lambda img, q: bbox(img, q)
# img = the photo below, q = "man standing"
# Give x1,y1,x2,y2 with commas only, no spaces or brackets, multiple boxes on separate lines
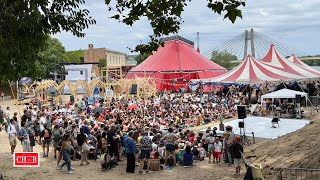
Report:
163,127,178,166
19,122,31,152
0,106,3,131
107,124,119,165
7,119,18,155
125,131,136,173
1,92,4,104
231,137,244,176
139,131,152,174
5,107,10,125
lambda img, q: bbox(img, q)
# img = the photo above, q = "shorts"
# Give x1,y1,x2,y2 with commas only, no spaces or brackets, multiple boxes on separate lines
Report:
35,131,41,137
165,144,175,152
208,145,215,152
214,152,221,159
108,146,118,157
43,139,51,146
9,136,17,146
53,141,59,147
140,150,151,159
234,158,242,167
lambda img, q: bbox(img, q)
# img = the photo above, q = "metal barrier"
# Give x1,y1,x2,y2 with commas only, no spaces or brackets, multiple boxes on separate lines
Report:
309,96,320,106
280,168,320,180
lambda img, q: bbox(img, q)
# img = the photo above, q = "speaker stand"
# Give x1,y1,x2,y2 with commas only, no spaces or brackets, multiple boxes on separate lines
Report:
239,119,251,145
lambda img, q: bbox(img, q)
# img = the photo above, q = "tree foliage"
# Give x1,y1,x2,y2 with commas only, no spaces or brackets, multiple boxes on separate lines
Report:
135,53,152,65
0,0,95,82
65,50,84,63
211,51,238,70
37,37,68,78
105,0,245,54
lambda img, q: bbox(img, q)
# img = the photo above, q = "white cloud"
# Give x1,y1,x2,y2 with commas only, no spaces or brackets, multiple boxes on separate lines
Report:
53,0,320,56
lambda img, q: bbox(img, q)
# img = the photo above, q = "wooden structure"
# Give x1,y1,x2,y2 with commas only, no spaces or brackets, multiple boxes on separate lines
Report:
34,77,156,103
115,77,157,99
34,80,59,104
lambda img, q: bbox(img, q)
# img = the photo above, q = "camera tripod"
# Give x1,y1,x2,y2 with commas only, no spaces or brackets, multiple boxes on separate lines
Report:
239,119,251,145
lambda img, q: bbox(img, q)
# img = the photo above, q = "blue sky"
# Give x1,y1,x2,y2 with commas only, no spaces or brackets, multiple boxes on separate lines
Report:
53,0,320,56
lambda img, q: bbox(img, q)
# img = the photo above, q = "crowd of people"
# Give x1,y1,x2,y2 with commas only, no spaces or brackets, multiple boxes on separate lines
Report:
0,93,245,175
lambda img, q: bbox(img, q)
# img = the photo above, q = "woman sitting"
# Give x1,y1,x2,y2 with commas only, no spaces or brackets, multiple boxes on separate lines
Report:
182,145,193,167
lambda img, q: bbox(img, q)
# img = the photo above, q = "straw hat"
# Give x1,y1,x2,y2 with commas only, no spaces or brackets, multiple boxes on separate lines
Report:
71,122,77,127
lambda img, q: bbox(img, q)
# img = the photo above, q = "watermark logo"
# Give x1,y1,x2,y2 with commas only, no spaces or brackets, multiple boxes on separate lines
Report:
13,152,40,167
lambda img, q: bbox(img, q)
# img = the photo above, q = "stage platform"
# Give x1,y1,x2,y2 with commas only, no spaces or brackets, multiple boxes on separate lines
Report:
201,116,310,139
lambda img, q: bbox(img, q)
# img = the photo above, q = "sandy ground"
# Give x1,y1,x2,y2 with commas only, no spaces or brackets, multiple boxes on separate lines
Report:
0,99,251,180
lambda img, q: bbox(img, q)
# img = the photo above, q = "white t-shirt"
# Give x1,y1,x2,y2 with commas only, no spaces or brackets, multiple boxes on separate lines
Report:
39,116,47,131
214,142,223,152
5,110,10,118
152,143,158,152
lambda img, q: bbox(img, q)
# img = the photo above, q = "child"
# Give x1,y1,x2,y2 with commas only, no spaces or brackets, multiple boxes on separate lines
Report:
231,137,243,175
213,138,222,164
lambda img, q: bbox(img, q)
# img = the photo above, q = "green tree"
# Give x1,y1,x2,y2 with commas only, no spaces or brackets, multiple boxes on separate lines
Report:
106,0,245,54
135,53,152,65
0,0,95,82
37,37,68,78
211,51,238,70
65,50,84,63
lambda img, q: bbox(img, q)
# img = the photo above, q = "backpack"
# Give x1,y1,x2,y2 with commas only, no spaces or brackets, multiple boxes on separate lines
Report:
53,129,61,142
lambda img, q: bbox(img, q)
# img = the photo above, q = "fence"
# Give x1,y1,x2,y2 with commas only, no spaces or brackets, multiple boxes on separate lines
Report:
309,96,320,106
280,168,320,180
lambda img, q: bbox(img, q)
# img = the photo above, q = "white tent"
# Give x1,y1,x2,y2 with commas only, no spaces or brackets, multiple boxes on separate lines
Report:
261,89,307,102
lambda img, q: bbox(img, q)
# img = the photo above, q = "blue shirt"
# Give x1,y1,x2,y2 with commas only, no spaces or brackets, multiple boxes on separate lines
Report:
82,126,90,136
125,137,136,154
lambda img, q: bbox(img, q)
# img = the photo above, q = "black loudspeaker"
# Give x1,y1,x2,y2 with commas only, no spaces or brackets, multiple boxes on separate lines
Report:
130,84,137,94
295,94,301,103
237,106,247,119
238,121,244,128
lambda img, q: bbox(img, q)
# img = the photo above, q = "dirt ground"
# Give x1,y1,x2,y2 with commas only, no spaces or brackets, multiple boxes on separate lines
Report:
0,99,249,180
0,98,317,180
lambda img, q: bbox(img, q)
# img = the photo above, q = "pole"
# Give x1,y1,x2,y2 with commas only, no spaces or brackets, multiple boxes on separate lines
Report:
8,80,21,116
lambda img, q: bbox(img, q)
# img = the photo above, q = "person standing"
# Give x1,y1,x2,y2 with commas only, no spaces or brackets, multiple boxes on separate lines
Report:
70,122,79,160
0,106,3,132
80,136,90,166
1,92,4,105
125,131,136,173
231,137,244,176
206,133,215,163
41,124,52,157
163,127,178,166
139,131,152,174
5,107,10,125
107,124,119,165
7,119,17,155
57,134,74,174
53,125,62,159
19,122,31,152
27,122,36,152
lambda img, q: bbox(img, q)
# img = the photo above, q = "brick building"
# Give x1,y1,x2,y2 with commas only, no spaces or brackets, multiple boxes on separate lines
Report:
84,44,127,66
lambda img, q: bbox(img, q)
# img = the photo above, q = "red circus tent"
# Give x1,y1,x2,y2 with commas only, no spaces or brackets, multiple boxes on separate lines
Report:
196,55,303,84
260,45,320,78
126,37,227,91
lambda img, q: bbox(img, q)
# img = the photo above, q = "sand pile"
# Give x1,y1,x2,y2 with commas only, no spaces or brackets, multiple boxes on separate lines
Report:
247,114,320,179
